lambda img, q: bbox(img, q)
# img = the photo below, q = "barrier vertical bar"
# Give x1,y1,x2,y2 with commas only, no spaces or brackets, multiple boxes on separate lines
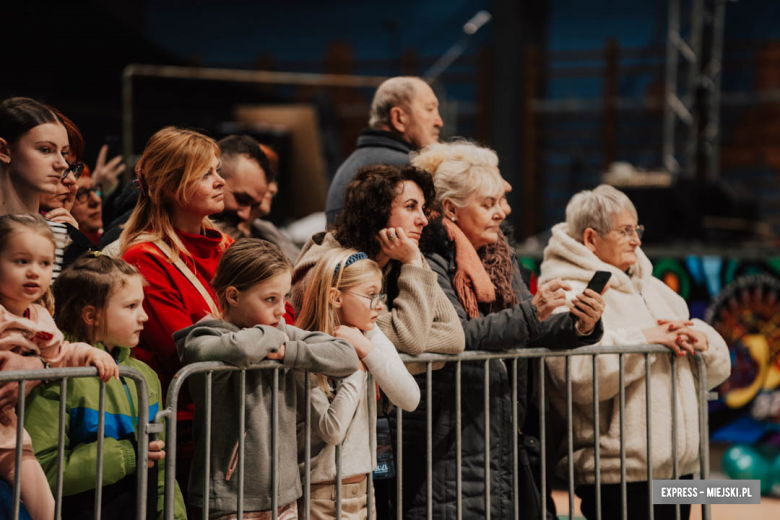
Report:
95,381,106,520
671,355,680,520
55,378,68,520
164,407,178,520
696,355,710,520
12,380,26,520
272,368,279,520
237,370,246,518
367,373,375,520
566,357,574,519
203,373,212,520
396,402,403,520
304,373,312,520
335,379,342,520
593,355,601,520
619,355,627,520
484,360,491,519
133,370,150,520
646,354,654,520
426,363,433,520
455,361,462,520
512,358,519,520
539,356,547,520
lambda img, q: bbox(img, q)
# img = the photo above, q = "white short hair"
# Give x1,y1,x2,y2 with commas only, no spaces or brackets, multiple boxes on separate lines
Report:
368,77,425,129
565,184,638,241
411,140,503,208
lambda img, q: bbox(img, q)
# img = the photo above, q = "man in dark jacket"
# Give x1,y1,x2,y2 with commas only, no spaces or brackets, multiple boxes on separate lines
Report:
325,76,443,225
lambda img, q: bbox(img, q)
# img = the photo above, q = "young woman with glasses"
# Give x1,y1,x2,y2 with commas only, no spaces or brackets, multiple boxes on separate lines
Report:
0,97,94,279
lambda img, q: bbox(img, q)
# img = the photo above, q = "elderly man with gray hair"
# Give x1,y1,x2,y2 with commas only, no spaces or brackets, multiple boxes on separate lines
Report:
325,76,443,225
539,184,731,520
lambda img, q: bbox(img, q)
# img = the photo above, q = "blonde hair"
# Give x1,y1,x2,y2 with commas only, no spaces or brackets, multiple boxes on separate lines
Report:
411,140,504,208
297,248,382,395
565,184,638,242
211,238,292,316
119,127,229,261
0,215,57,314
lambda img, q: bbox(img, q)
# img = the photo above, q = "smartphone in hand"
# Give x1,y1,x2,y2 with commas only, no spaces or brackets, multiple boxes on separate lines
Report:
586,270,611,294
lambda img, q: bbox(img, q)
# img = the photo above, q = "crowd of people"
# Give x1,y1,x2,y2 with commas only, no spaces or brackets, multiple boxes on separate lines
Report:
0,75,730,520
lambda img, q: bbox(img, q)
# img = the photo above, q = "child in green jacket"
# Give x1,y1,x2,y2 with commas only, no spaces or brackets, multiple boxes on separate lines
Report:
25,253,187,520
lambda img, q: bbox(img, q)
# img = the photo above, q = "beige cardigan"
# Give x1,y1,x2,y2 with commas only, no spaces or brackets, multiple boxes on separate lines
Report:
539,223,731,484
292,232,465,373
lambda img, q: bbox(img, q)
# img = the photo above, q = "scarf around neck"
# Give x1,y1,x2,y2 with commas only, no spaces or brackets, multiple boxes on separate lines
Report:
442,218,496,318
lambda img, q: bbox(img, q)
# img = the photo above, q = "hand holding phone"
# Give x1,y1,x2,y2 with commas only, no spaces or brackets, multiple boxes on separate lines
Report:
586,270,611,295
571,271,611,334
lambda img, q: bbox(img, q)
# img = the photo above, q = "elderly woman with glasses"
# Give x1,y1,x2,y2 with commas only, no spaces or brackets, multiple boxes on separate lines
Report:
539,184,731,520
70,172,103,245
397,141,605,520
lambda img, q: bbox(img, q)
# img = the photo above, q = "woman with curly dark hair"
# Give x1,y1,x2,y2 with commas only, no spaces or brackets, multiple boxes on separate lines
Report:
292,164,465,373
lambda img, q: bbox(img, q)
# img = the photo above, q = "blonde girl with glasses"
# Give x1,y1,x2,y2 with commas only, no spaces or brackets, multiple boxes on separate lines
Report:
296,248,420,520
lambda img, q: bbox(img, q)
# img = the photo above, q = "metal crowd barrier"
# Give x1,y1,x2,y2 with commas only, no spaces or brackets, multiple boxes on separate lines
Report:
154,343,711,520
0,366,151,520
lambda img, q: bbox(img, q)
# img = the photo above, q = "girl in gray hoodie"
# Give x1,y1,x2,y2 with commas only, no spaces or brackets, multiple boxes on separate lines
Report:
174,239,360,519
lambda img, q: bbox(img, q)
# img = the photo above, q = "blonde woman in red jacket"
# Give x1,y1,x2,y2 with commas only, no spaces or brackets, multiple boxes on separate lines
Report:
119,126,232,495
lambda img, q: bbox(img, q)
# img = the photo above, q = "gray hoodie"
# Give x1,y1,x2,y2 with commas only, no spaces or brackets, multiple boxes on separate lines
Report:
174,317,359,517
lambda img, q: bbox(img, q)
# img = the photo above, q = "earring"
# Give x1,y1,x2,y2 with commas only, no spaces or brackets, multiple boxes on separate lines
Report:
450,216,456,222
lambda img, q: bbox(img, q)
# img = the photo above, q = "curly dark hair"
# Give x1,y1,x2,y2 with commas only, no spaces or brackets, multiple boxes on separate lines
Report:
334,164,436,259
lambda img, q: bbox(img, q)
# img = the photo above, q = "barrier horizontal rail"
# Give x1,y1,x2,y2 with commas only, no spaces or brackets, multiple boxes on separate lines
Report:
0,366,150,520
155,342,711,520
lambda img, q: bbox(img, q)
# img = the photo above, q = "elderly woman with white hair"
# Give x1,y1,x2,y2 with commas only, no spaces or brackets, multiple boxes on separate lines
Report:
539,184,731,520
397,141,606,520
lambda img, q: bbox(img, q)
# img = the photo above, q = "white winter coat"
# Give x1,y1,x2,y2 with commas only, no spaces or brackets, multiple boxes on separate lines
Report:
539,223,731,484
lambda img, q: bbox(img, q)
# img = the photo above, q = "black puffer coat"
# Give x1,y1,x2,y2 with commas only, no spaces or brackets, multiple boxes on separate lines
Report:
397,220,603,519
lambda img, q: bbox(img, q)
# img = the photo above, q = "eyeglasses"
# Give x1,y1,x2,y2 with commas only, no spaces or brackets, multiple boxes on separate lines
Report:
342,291,387,310
62,161,85,181
75,184,102,203
611,224,645,240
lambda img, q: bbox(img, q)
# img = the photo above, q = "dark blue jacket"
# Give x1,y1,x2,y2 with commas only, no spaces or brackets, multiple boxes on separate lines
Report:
325,128,413,225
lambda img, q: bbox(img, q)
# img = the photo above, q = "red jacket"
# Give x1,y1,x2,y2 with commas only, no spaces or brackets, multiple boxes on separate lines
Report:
123,228,232,419
123,229,297,419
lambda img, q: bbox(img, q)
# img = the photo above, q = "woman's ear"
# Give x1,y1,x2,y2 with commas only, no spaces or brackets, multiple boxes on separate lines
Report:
441,199,458,222
81,305,99,326
582,228,599,254
328,287,342,308
225,287,240,307
389,106,407,134
0,138,11,165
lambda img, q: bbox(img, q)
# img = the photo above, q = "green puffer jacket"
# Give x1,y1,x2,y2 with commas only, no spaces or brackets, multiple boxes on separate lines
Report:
24,342,187,520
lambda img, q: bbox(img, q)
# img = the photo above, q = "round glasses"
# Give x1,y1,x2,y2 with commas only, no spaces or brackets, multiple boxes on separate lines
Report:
342,291,387,310
61,161,85,181
611,224,645,240
75,184,102,203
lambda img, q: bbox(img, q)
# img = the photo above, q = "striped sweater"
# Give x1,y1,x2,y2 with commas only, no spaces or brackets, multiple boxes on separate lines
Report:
24,342,186,519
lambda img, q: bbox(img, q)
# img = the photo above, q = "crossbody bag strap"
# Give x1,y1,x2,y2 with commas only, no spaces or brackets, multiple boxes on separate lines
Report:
152,240,219,316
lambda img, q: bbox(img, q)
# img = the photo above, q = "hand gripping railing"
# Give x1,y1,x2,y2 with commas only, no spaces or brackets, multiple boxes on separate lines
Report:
158,344,711,520
0,366,151,520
